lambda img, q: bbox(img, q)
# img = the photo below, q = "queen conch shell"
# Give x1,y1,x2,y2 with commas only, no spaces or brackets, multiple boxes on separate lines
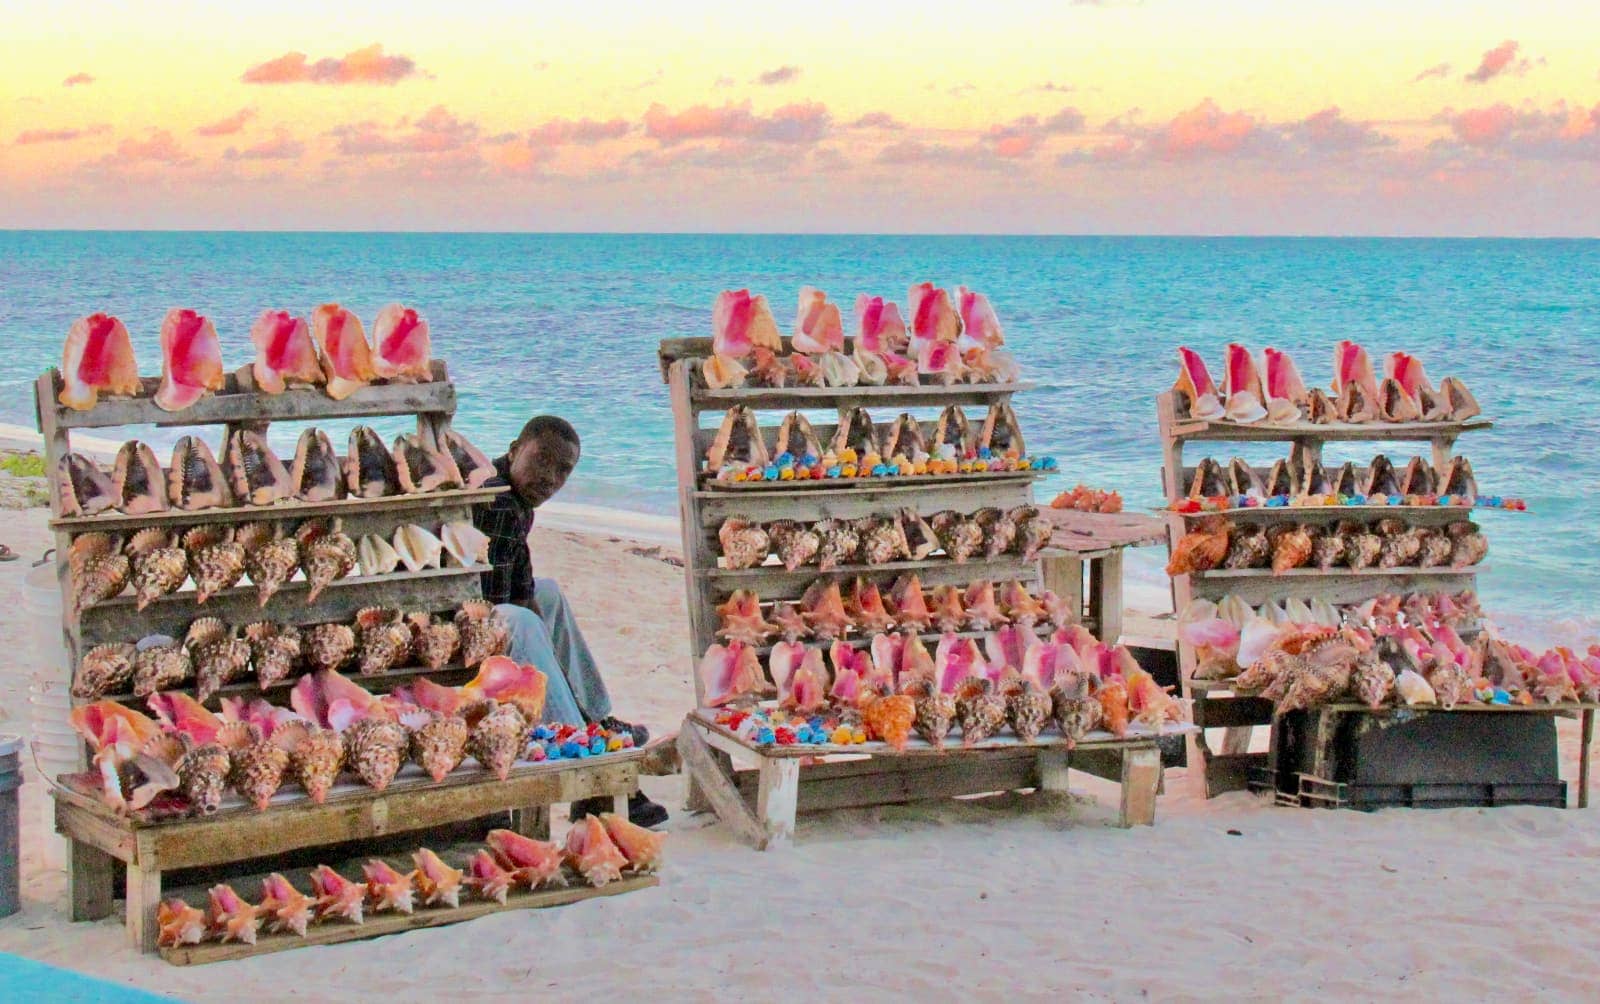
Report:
222,428,292,506
412,848,463,908
441,521,490,567
309,865,365,925
598,812,665,874
371,302,433,382
167,436,231,510
705,405,769,471
204,883,262,945
358,534,402,577
362,858,417,914
112,440,168,516
716,590,778,646
462,654,548,725
155,309,224,412
259,872,314,937
55,452,116,517
290,427,345,502
393,524,444,572
346,426,399,498
158,898,206,948
437,429,495,489
698,641,768,707
393,433,463,493
466,849,515,904
313,303,376,400
59,312,140,411
486,829,566,889
250,309,323,394
564,814,629,888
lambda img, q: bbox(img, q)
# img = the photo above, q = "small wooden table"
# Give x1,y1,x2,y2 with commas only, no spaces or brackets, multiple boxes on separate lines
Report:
55,753,642,952
1037,509,1166,645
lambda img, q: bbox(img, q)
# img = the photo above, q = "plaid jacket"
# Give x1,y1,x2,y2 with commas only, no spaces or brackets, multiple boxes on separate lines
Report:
472,456,535,607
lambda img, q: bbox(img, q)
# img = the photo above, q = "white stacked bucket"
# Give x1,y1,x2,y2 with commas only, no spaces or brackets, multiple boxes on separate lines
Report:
24,562,75,869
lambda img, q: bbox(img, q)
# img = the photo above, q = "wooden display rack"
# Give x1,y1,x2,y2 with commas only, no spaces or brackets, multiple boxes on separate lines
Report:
1157,390,1499,797
661,338,1174,848
34,360,648,948
53,749,643,953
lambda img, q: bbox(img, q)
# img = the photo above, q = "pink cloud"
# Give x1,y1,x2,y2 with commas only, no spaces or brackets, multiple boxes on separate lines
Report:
1412,63,1452,83
850,112,905,130
1158,99,1257,159
1449,104,1517,146
242,44,422,85
195,108,256,137
643,100,830,146
1294,107,1391,152
62,72,94,87
1464,40,1542,83
983,107,1085,158
528,117,631,145
1438,101,1600,159
331,105,477,156
15,124,110,145
755,65,801,86
115,130,192,164
224,130,305,161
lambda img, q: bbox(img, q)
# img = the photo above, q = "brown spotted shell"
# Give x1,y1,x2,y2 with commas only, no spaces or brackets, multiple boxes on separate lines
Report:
815,519,859,572
767,519,821,571
72,534,130,610
465,701,526,782
244,532,300,608
954,677,1006,745
274,721,344,803
176,740,231,815
454,601,507,668
1049,677,1103,745
243,621,302,689
73,642,137,699
1002,676,1053,743
355,607,412,676
183,526,246,603
900,678,953,748
296,519,356,602
303,623,357,672
132,642,193,697
929,511,984,564
973,507,1018,560
409,713,469,782
345,718,408,791
130,534,189,610
407,613,460,670
193,637,251,703
222,727,290,812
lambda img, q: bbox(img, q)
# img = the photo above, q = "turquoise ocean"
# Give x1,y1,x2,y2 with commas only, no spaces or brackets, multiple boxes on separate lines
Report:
1,233,1596,633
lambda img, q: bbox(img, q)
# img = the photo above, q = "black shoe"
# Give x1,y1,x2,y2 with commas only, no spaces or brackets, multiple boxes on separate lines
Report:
568,795,610,822
600,716,650,747
628,792,669,829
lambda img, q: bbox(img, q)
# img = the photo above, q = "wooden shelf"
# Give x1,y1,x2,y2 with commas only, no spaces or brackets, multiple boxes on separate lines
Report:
1188,564,1485,580
82,564,482,612
700,556,1041,598
697,469,1041,492
45,362,456,430
744,620,1081,657
691,381,1032,411
1166,415,1492,443
97,660,482,710
1166,505,1512,521
50,485,505,533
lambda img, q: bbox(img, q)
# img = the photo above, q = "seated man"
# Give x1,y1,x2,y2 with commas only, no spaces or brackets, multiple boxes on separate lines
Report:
473,415,668,828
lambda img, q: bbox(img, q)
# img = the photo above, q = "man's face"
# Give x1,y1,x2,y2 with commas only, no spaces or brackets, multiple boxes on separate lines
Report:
507,433,578,508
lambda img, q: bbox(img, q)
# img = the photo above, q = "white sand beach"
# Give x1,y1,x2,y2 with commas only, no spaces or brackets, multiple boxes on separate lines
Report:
1,489,1598,1001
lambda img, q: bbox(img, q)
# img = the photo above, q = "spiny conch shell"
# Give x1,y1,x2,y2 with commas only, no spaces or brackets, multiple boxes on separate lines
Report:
1010,507,1053,561
393,433,464,493
346,426,399,498
358,534,402,577
465,700,527,781
303,622,357,672
243,621,302,689
181,525,246,603
441,521,490,567
455,600,508,668
413,848,464,908
132,640,194,697
929,510,983,563
72,543,130,612
362,858,417,914
899,509,938,560
167,436,231,510
403,708,468,782
296,518,357,601
355,606,412,676
217,720,289,811
815,518,860,572
192,630,252,704
408,612,460,669
55,452,115,517
1050,674,1103,747
899,677,954,747
466,849,514,904
73,642,137,699
857,516,909,566
174,736,231,814
127,528,188,610
973,507,1018,559
345,717,409,791
158,898,206,948
112,440,169,515
393,524,444,572
290,428,345,502
223,428,292,506
486,829,566,890
718,517,770,570
259,873,314,937
565,815,630,888
766,519,820,571
439,428,495,489
309,865,366,925
204,884,262,945
273,720,344,803
598,812,665,874
1002,672,1053,743
955,677,1007,746
237,521,300,607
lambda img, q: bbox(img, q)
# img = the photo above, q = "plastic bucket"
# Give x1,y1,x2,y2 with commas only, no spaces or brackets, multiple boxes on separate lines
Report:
0,735,21,917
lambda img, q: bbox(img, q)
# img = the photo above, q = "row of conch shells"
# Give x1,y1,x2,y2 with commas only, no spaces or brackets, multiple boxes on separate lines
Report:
1184,451,1481,504
157,823,662,947
1172,342,1481,426
717,506,1052,571
71,601,509,701
702,623,1185,747
701,286,1017,391
1166,515,1486,576
54,425,493,519
57,303,436,413
715,577,1075,647
705,402,1024,472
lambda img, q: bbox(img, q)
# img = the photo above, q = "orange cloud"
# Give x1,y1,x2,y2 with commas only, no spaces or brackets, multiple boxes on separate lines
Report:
114,130,193,164
1293,107,1390,152
850,112,904,130
62,72,94,87
984,107,1085,158
15,124,110,145
1449,104,1516,146
224,129,304,161
643,100,830,145
1412,63,1451,83
196,108,256,137
527,117,631,145
755,65,801,86
242,44,423,85
1159,99,1257,159
1465,40,1542,83
331,105,477,155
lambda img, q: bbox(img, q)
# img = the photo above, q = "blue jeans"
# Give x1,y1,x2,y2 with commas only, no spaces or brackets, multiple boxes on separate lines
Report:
496,578,612,726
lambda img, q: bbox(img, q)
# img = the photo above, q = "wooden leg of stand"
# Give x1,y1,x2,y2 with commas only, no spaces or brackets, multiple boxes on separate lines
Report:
1580,709,1593,810
125,860,161,953
68,841,115,922
1119,746,1161,827
511,805,551,840
755,758,800,849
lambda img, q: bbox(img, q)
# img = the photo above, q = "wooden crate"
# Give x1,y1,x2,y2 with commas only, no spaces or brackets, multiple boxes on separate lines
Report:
1155,389,1497,797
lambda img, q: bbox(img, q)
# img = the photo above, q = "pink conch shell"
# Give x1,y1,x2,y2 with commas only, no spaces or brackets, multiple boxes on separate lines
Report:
395,675,466,717
564,815,629,887
486,828,566,889
854,294,908,354
290,668,385,731
716,589,778,646
702,353,747,389
711,289,782,358
71,700,161,753
917,339,963,385
154,308,224,412
259,872,313,937
158,898,206,947
1222,343,1268,423
935,634,986,695
1126,666,1185,728
697,641,769,707
1385,351,1430,399
312,302,376,400
956,286,1004,350
59,313,140,411
1262,347,1307,423
899,632,936,681
147,692,223,746
792,286,844,354
845,577,896,633
309,865,365,924
888,574,932,630
1023,637,1082,691
362,858,416,914
1332,340,1379,400
828,640,870,706
205,883,261,945
412,848,464,908
767,639,804,694
249,310,323,394
466,848,515,903
599,811,665,873
780,646,831,713
799,579,852,640
984,624,1031,675
1173,347,1224,420
371,303,432,382
461,654,548,722
908,282,960,349
218,695,289,739
867,633,903,691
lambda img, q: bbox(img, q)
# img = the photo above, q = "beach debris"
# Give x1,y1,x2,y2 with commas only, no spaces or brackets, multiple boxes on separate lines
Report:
155,308,225,412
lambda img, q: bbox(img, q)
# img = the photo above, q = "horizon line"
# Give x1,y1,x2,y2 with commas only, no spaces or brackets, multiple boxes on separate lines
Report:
3,228,1598,240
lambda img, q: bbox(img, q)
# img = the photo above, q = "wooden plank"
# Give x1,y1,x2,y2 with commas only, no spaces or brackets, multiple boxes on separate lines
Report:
669,361,720,678
1040,554,1085,626
1037,748,1072,792
50,485,507,534
1166,416,1493,444
1119,746,1161,827
1036,508,1166,552
731,748,1044,811
510,806,551,841
68,840,116,921
1168,504,1518,524
56,798,138,859
160,875,658,965
697,478,1033,528
700,470,1041,494
126,848,162,952
1179,569,1477,607
1092,548,1125,644
676,722,768,848
1189,565,1488,581
701,555,1040,596
693,382,1031,411
47,361,457,431
755,758,800,848
1191,694,1275,729
1581,710,1594,810
1201,751,1268,797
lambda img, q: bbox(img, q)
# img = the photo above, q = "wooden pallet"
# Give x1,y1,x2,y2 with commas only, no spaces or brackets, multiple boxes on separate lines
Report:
1156,389,1494,797
54,749,643,952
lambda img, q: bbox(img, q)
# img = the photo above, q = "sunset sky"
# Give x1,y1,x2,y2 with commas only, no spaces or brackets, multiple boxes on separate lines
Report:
4,1,1599,234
